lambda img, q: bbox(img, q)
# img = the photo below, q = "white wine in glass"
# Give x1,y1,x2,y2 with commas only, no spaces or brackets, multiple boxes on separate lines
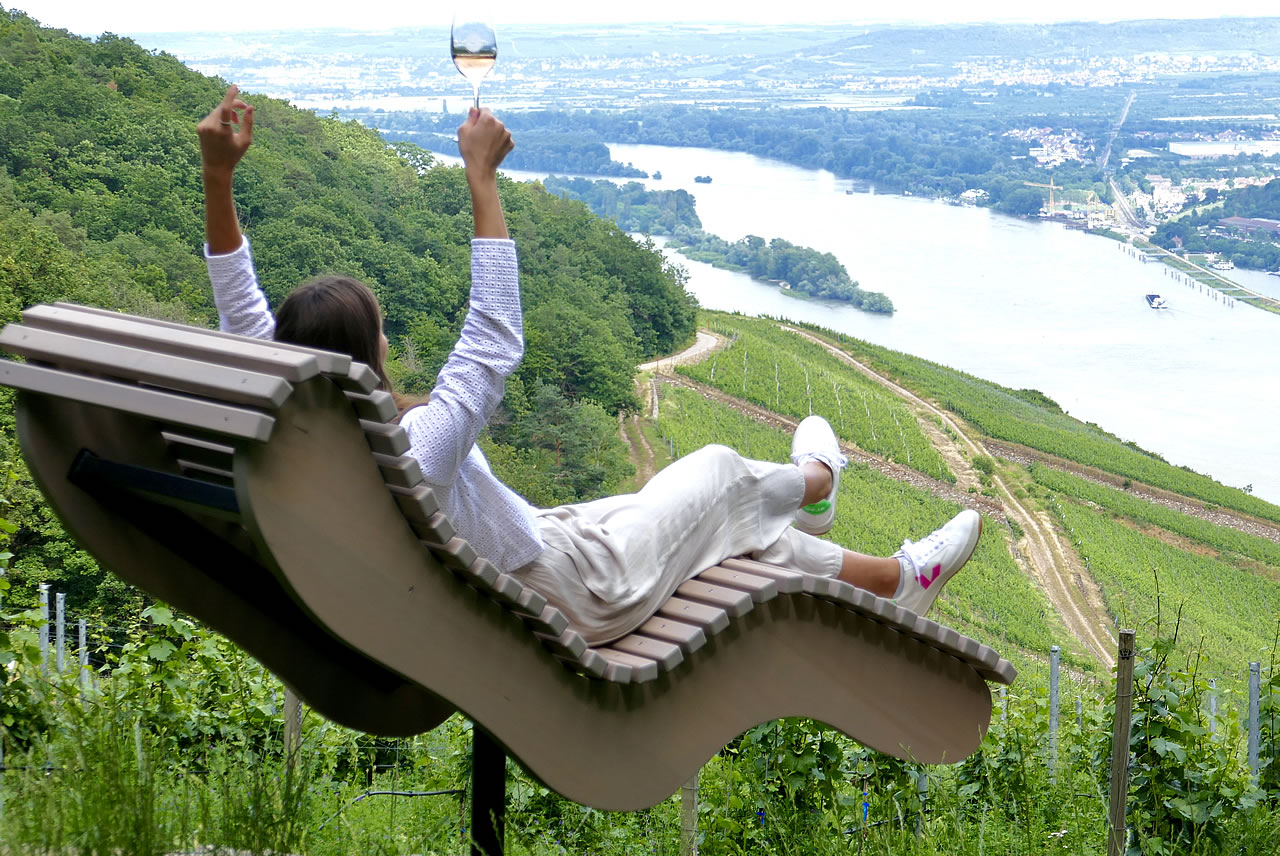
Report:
451,15,497,110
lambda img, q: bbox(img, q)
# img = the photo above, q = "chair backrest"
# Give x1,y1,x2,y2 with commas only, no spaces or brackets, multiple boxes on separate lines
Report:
0,303,1015,811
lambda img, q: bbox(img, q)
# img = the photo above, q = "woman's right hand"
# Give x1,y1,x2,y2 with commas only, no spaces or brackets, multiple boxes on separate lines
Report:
197,85,254,181
457,108,514,182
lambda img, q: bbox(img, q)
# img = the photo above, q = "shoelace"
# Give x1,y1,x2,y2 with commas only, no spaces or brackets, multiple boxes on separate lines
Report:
900,533,945,583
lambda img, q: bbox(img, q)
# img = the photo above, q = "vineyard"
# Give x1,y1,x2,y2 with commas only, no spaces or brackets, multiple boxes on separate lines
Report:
788,321,1279,525
1049,497,1280,686
654,385,1077,670
678,317,955,484
1032,465,1280,568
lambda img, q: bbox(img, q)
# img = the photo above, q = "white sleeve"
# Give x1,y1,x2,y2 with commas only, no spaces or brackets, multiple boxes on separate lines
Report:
401,238,523,487
204,237,276,341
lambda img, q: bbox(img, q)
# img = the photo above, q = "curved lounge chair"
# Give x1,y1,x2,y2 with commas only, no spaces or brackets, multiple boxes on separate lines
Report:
0,303,1015,812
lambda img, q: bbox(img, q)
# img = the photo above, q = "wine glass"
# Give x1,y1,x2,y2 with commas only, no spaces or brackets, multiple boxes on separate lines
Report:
451,15,497,110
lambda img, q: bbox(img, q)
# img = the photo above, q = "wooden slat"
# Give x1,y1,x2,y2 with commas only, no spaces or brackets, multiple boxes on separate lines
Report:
162,432,235,470
23,304,321,382
387,483,440,523
694,566,778,603
596,649,659,684
610,635,682,671
484,572,525,608
635,616,706,655
0,361,274,442
719,558,806,593
674,580,753,618
341,362,380,394
176,459,235,481
518,604,567,637
455,556,500,589
360,421,410,456
559,648,608,679
372,453,424,489
657,596,730,636
527,604,568,638
514,586,548,618
536,627,588,660
346,390,397,423
51,302,353,376
422,537,477,571
176,460,235,487
0,325,294,409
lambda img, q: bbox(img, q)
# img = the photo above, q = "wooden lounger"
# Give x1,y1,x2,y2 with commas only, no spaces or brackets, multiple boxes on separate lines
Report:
0,303,1015,812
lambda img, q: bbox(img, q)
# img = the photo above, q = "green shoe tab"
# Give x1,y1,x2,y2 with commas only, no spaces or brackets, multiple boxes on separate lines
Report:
801,499,831,515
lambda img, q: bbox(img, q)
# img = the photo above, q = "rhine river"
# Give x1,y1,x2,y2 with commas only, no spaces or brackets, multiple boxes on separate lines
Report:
493,144,1280,505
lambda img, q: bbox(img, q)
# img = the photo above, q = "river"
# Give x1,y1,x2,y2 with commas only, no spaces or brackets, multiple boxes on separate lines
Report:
476,144,1280,505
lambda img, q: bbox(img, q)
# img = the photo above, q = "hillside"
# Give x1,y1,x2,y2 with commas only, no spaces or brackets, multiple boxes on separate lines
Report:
0,9,695,614
640,311,1280,692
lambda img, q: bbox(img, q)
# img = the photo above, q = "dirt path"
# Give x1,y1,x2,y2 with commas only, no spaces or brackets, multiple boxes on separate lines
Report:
782,327,1116,668
637,330,727,373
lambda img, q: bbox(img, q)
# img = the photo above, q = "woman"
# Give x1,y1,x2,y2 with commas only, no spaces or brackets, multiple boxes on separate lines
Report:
198,86,982,645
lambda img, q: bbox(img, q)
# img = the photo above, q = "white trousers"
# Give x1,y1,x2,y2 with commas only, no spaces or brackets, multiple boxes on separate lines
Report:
514,444,844,645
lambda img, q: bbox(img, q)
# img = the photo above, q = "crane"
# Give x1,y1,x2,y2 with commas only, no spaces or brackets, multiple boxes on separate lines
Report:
1024,178,1059,216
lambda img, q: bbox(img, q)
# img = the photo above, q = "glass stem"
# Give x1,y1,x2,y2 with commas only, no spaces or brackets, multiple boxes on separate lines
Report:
472,84,480,110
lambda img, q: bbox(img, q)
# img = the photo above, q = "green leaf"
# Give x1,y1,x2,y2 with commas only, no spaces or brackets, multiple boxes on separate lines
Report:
147,639,176,661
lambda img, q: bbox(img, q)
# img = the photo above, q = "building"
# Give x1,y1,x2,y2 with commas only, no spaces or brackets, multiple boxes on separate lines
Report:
1218,216,1280,237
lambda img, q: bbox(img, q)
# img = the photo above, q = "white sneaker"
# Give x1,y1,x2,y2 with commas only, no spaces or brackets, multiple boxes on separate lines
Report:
790,415,847,536
894,509,983,616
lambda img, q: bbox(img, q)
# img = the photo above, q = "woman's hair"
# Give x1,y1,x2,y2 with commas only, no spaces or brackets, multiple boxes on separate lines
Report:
274,275,393,394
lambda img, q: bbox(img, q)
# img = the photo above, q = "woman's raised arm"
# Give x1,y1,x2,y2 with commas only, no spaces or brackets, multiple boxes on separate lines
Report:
197,85,255,254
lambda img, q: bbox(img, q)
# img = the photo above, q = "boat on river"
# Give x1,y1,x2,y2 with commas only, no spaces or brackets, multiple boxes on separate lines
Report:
1145,293,1169,309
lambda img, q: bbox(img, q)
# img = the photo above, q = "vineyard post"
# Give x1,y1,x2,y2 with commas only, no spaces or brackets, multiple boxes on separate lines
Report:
38,583,49,673
1208,678,1217,734
915,769,927,837
1248,662,1261,782
78,618,89,696
1107,629,1136,856
1076,697,1082,729
1049,645,1060,781
284,687,302,768
55,591,67,674
999,686,1007,722
680,770,699,856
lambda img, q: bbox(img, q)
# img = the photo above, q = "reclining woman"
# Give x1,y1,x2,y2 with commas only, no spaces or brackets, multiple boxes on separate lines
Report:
198,86,983,646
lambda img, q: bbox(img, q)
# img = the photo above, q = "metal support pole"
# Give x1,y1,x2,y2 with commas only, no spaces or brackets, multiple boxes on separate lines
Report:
38,584,49,673
1107,630,1136,856
680,771,699,856
1248,662,1261,782
1208,678,1217,735
1049,645,1060,779
78,619,89,696
470,727,506,856
55,592,66,674
1076,697,1083,730
999,686,1007,722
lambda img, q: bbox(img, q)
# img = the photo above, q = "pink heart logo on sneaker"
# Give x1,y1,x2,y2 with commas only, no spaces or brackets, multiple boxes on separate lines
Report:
919,564,942,589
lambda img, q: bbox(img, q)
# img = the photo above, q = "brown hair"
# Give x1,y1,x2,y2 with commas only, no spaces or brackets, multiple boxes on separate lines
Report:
274,275,428,416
